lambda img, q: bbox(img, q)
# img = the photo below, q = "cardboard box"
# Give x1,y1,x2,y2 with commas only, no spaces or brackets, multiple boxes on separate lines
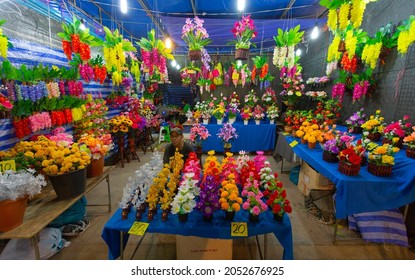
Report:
176,236,232,260
298,161,334,196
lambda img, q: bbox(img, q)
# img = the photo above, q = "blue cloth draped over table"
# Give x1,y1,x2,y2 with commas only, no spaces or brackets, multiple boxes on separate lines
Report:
201,120,276,152
282,126,415,219
101,207,294,260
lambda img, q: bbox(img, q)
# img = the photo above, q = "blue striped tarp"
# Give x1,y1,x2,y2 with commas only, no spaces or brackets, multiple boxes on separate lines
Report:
348,209,409,247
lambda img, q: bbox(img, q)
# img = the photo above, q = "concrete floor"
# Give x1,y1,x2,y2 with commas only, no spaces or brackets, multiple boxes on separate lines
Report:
43,148,415,260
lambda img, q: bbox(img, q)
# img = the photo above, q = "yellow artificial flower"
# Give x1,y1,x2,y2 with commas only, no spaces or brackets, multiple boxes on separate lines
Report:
374,146,387,155
338,4,351,30
327,9,338,32
381,155,394,165
350,0,367,29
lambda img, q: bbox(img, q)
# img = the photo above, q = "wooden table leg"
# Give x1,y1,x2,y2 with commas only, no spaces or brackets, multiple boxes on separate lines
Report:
106,174,112,213
31,234,41,260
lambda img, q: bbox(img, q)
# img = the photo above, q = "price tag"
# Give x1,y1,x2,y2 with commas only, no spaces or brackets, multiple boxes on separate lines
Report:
289,140,299,147
128,221,149,236
0,159,16,173
282,132,289,136
231,222,248,237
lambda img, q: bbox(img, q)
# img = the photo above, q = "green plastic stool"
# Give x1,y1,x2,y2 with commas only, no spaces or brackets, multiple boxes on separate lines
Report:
158,125,170,143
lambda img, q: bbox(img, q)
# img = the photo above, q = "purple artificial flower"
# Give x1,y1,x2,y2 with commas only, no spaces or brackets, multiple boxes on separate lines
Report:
217,123,238,143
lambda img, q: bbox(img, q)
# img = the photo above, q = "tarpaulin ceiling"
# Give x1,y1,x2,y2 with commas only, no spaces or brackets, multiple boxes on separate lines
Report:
29,0,328,54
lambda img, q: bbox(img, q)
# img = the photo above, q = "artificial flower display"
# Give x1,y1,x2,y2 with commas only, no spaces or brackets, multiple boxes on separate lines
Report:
0,169,46,201
261,87,277,107
146,164,170,211
170,171,200,215
109,115,133,135
78,134,112,160
403,126,415,149
273,25,304,70
266,105,279,121
202,150,221,183
212,103,226,120
189,123,211,148
226,103,240,120
244,89,259,108
397,15,415,55
219,173,242,213
382,116,411,147
279,65,305,106
229,91,241,106
338,143,365,166
197,174,221,220
367,143,399,166
229,14,257,50
0,20,13,59
266,187,292,220
253,105,265,121
182,17,212,51
217,123,238,149
361,110,385,139
345,108,366,133
240,106,252,121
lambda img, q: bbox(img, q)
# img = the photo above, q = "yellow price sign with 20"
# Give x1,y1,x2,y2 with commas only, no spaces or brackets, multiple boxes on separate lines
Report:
128,221,149,236
231,222,248,237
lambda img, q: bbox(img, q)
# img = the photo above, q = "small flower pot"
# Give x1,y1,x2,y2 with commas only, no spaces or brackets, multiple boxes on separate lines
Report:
323,150,339,163
203,118,209,124
270,119,275,124
225,210,235,221
338,160,360,176
367,162,392,177
188,50,201,61
228,118,236,124
406,148,415,159
366,132,381,142
217,118,223,125
273,213,284,222
249,212,259,223
49,168,87,200
308,142,316,149
235,48,249,60
178,213,188,223
243,120,248,125
255,120,260,125
87,156,104,178
349,126,363,134
284,126,293,133
0,196,28,232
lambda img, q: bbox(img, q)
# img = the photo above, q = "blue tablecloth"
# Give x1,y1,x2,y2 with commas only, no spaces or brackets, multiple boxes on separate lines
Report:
283,128,415,219
202,121,276,152
101,207,294,260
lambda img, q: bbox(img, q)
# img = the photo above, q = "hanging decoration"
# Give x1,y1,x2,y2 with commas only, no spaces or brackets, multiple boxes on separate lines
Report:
272,25,304,70
228,14,257,60
0,20,13,59
182,17,212,61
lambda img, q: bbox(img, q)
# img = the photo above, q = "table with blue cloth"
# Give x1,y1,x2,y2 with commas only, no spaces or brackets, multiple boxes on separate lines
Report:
101,207,294,260
282,126,415,219
202,118,276,153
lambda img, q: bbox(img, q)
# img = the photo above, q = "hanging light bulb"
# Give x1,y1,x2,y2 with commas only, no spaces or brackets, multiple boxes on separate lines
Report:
80,19,86,30
237,60,242,67
311,25,319,40
176,64,180,70
120,0,128,14
165,37,172,49
296,48,302,56
237,0,245,11
171,60,177,67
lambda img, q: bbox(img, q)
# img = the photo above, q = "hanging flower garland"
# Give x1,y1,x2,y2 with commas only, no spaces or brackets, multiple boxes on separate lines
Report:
396,16,415,55
272,25,303,70
0,20,13,59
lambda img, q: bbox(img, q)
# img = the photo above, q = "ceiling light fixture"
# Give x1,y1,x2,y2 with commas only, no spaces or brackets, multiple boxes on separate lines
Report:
176,64,180,70
311,25,319,40
237,0,245,11
171,60,177,67
296,48,302,56
165,37,172,49
120,0,128,14
80,19,86,30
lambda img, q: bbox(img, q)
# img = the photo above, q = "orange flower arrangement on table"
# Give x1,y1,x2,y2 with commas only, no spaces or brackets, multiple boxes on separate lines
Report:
403,126,415,159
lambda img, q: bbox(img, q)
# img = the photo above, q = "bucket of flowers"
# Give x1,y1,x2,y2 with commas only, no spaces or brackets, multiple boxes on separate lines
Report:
217,123,238,153
212,103,226,124
367,143,400,177
266,185,292,222
227,14,257,60
261,87,277,108
345,108,366,134
337,144,363,176
240,106,252,125
78,134,112,178
266,105,279,124
322,132,354,163
382,115,411,148
226,103,240,124
182,17,212,61
253,105,265,125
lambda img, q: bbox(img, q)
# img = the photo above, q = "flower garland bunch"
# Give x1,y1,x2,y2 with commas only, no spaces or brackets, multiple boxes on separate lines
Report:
352,80,370,102
261,87,277,107
240,106,252,121
189,123,211,148
361,42,383,69
326,61,338,77
361,110,385,136
40,137,91,175
182,17,212,51
273,25,303,69
252,105,265,121
266,105,279,120
0,20,13,58
340,52,358,73
383,116,411,142
403,126,415,149
48,127,74,147
332,82,346,103
345,108,366,132
226,103,240,120
170,170,200,215
327,35,342,62
368,143,400,166
146,164,170,210
217,123,238,149
397,16,415,55
28,112,52,133
229,14,257,50
219,173,242,213
0,169,46,201
160,151,184,211
78,134,111,160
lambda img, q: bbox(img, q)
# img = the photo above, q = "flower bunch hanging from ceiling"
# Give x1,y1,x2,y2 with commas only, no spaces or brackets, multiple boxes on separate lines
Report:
396,16,415,55
228,14,257,60
58,16,103,63
252,56,274,90
0,20,13,59
102,27,136,86
272,25,304,70
137,29,174,84
182,17,212,61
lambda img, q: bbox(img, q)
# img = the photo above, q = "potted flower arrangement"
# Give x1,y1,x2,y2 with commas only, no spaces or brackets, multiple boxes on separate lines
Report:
244,89,259,108
403,126,415,159
228,14,257,60
229,91,241,107
217,123,238,153
0,169,47,232
266,187,292,222
337,145,363,176
367,143,400,177
382,115,411,148
240,106,252,125
252,104,265,125
345,108,366,134
261,87,277,108
266,105,279,124
212,103,226,124
279,65,305,108
219,173,242,221
170,171,200,222
78,134,112,178
194,101,211,123
182,17,212,61
361,110,385,142
226,103,240,124
322,132,354,163
189,123,211,162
